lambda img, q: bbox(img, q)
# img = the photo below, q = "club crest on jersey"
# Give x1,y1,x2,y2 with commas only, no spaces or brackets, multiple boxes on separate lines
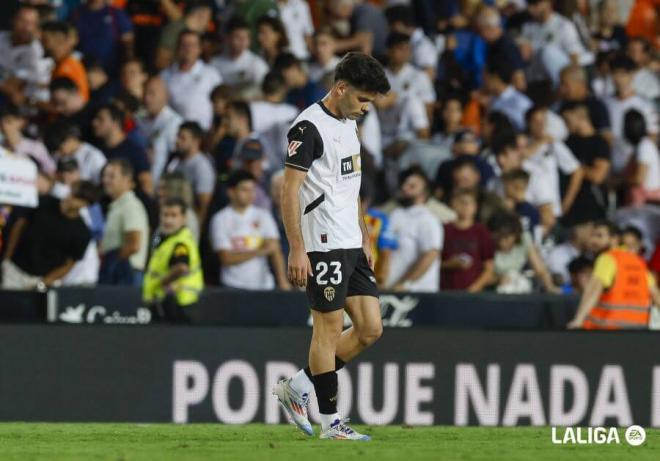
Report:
324,286,335,301
340,154,361,178
288,140,303,157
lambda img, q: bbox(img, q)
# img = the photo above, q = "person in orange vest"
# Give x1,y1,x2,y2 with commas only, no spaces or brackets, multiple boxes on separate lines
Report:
567,220,660,330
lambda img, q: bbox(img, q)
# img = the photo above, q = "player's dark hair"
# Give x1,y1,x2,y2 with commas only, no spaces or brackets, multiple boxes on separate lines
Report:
162,196,188,214
106,157,134,179
256,15,289,49
385,32,411,49
334,52,390,94
226,15,250,34
227,170,256,188
71,181,102,204
179,121,205,141
623,109,646,146
96,103,124,125
228,100,253,131
43,120,81,151
49,77,79,94
384,5,415,26
262,71,287,95
502,168,530,184
593,219,619,237
621,225,643,242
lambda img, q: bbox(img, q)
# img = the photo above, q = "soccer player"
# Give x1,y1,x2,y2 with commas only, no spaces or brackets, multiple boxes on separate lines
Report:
272,52,390,440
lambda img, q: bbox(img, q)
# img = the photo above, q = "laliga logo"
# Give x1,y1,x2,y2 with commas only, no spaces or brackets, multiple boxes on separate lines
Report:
551,425,646,446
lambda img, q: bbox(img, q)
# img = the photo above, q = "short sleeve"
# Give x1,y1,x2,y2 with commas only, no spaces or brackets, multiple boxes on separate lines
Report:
284,120,324,171
169,243,191,266
261,210,280,240
122,200,148,233
419,214,443,252
210,212,231,250
194,157,216,194
593,253,617,288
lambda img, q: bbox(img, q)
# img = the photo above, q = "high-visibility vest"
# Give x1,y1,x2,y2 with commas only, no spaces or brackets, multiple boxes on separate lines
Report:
583,248,651,330
143,227,203,306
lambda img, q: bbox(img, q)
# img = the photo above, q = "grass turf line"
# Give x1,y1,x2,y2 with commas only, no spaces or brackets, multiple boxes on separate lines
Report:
0,423,657,461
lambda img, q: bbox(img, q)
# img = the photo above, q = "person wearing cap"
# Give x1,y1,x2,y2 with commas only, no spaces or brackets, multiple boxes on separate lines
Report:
234,138,271,210
165,121,216,224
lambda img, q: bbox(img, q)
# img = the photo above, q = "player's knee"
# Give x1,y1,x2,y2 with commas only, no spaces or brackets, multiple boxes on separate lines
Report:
358,324,383,347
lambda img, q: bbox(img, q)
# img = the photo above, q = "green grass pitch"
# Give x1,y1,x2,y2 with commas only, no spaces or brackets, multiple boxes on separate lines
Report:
0,424,658,461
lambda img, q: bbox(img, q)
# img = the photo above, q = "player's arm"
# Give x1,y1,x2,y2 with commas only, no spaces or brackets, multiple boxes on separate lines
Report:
357,196,374,269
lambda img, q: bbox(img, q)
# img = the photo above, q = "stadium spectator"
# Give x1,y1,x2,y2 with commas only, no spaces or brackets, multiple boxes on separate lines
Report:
137,75,183,184
623,109,660,206
441,188,495,292
621,225,644,256
256,15,289,68
41,21,89,101
211,17,269,97
99,158,150,286
557,65,612,136
92,103,153,196
276,52,326,111
277,0,314,60
49,77,94,141
44,120,107,184
156,172,199,242
1,181,99,290
432,94,466,152
166,121,215,224
546,220,594,286
209,170,289,290
0,104,55,175
567,256,593,295
626,37,659,102
119,59,148,102
590,0,627,53
384,5,437,79
483,60,532,131
155,0,211,70
309,28,340,84
385,166,442,292
329,0,389,61
488,212,558,294
70,0,134,77
143,197,203,324
233,138,271,210
84,57,119,111
160,29,222,130
501,170,541,239
0,5,49,105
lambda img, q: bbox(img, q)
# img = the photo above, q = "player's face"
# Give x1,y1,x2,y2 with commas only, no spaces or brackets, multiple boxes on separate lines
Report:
160,206,186,234
339,86,377,120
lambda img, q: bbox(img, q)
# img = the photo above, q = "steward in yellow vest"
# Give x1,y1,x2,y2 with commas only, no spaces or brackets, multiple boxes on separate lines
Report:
143,198,203,323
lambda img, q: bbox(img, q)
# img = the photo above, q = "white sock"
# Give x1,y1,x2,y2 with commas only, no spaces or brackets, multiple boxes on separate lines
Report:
289,368,313,396
320,413,340,431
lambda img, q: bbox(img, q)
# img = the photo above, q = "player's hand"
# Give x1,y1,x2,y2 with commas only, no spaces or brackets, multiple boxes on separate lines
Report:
288,246,312,288
566,318,583,329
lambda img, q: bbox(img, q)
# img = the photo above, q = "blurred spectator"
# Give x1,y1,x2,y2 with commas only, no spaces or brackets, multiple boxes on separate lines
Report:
0,5,50,105
209,170,289,290
604,54,658,173
623,109,660,206
360,183,396,287
256,15,289,67
137,75,183,184
309,28,339,83
385,5,437,79
450,156,505,226
143,197,203,323
206,84,232,161
41,20,89,101
166,121,215,223
211,17,269,96
44,120,106,184
441,187,495,292
160,29,222,130
650,240,660,284
546,220,594,286
234,138,271,210
621,225,644,255
627,37,660,104
483,59,532,131
476,6,525,91
92,103,152,195
523,105,582,223
560,102,611,226
49,77,94,140
488,212,558,294
1,181,99,290
70,0,134,77
520,0,593,85
329,0,389,60
567,255,593,295
277,0,314,60
590,0,627,53
156,172,199,242
0,104,55,175
276,52,326,111
385,166,442,292
222,100,260,172
99,158,149,286
119,58,147,102
432,94,466,152
557,65,612,136
156,0,211,71
84,57,119,110
500,170,541,239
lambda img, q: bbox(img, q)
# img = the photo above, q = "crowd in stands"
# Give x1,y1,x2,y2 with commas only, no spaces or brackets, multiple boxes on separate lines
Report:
0,0,658,296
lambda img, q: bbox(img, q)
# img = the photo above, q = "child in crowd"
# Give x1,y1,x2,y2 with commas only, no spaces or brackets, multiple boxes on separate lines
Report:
501,169,542,242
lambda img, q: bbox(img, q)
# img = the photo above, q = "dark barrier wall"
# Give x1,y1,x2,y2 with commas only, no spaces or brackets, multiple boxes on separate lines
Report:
44,287,578,329
0,325,658,427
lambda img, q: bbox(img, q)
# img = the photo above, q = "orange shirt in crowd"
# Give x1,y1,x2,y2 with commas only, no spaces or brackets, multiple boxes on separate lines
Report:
52,55,89,102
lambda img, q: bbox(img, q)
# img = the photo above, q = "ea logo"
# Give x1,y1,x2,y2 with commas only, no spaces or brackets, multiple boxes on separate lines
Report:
625,425,646,446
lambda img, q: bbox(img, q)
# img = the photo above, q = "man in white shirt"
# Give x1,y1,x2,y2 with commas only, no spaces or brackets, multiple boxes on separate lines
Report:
44,120,106,184
137,75,183,184
160,30,222,130
277,0,314,60
520,0,593,85
604,54,659,172
627,37,660,102
210,17,268,97
386,166,442,292
384,5,438,79
484,60,533,131
0,5,50,104
210,170,289,290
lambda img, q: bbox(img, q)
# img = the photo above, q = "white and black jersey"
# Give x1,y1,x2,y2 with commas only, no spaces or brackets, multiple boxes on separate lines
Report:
285,101,363,252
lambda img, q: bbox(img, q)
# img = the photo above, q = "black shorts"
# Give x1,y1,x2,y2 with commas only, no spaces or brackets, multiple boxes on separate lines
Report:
306,248,379,312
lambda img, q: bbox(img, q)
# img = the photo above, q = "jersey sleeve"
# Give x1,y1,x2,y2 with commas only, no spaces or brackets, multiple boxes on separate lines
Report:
284,120,324,172
168,243,191,267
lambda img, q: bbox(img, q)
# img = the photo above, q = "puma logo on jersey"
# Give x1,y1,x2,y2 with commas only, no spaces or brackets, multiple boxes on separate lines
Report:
288,140,303,157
